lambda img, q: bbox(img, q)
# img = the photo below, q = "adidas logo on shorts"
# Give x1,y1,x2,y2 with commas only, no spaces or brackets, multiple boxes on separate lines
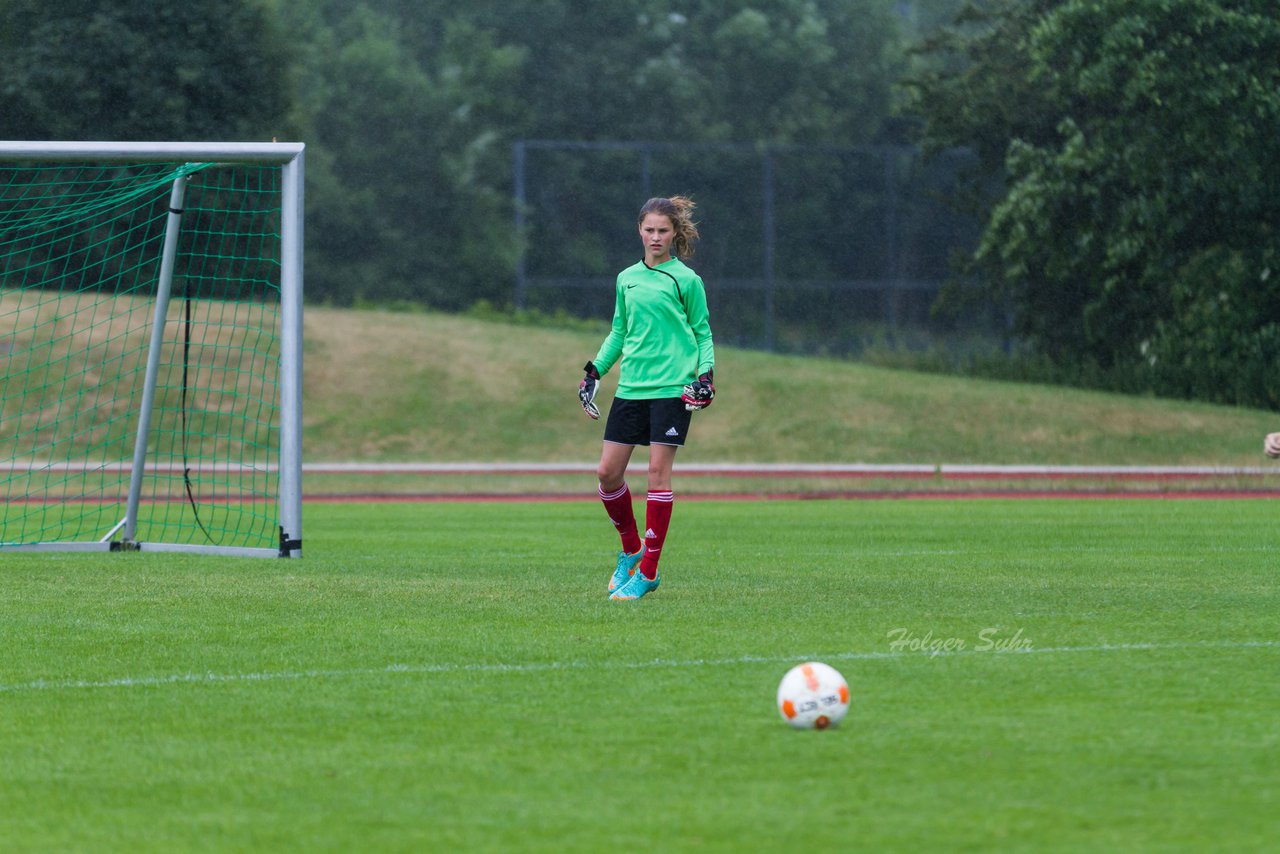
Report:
665,427,679,437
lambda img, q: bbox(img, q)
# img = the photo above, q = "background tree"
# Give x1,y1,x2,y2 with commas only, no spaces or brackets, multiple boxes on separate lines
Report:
2,0,922,315
285,0,912,307
901,0,1063,196
906,0,1280,406
0,0,293,140
898,0,1065,326
286,6,526,307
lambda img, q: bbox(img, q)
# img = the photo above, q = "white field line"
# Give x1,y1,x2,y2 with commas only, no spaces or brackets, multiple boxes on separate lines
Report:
2,639,1275,695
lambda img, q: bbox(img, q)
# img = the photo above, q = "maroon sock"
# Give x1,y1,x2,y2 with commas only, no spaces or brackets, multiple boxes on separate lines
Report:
638,490,673,579
599,482,642,554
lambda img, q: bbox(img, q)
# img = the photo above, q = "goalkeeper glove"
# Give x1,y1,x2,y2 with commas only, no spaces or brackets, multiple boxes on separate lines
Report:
579,361,601,420
1266,432,1280,458
682,370,715,411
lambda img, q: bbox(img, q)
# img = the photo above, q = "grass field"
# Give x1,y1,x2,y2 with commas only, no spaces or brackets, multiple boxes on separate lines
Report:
290,306,1280,498
301,307,1280,468
3,498,1277,851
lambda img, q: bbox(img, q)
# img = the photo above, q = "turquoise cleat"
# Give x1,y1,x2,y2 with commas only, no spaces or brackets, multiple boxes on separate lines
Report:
608,546,645,593
610,569,660,601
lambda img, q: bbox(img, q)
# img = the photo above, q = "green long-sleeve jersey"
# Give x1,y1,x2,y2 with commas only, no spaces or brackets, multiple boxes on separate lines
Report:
592,258,715,399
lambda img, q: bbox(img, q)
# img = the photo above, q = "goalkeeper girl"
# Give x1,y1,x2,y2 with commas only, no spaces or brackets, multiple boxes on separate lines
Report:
578,195,716,601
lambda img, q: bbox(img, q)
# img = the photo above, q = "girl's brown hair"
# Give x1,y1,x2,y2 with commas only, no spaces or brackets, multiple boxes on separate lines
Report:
638,196,699,260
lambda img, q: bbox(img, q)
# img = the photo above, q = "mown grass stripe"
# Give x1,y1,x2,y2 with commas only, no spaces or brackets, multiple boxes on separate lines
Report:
4,639,1275,695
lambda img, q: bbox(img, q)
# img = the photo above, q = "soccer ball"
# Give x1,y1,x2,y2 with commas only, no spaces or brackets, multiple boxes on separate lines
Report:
777,662,850,730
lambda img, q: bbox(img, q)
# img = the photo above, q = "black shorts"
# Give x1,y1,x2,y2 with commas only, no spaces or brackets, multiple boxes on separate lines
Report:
604,397,693,447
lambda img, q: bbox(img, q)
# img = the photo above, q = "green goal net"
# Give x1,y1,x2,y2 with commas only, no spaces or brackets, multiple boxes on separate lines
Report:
0,143,304,557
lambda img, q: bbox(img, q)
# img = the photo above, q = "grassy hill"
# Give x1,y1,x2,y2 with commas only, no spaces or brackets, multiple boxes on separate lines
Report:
303,306,1278,467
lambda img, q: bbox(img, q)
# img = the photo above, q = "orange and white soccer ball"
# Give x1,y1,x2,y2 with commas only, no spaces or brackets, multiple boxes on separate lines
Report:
777,662,850,729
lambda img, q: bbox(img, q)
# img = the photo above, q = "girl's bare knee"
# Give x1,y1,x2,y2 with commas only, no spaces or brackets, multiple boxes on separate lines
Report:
598,467,624,491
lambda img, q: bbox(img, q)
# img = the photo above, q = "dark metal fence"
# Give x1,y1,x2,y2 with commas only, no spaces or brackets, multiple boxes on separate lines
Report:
514,140,1003,356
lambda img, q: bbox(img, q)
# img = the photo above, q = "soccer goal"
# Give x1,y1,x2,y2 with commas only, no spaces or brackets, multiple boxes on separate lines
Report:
0,142,303,558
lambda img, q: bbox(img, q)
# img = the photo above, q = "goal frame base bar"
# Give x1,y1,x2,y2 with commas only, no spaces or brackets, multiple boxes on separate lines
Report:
2,541,291,558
